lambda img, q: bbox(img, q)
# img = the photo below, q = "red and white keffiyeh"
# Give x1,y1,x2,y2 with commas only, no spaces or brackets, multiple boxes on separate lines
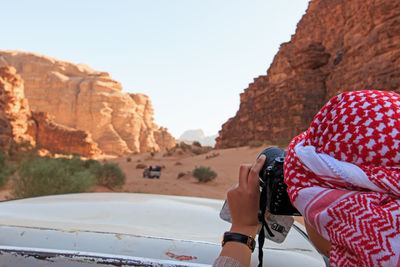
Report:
284,90,400,267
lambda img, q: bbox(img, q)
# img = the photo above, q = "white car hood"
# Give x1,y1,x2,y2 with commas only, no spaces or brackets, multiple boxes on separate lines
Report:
0,193,326,266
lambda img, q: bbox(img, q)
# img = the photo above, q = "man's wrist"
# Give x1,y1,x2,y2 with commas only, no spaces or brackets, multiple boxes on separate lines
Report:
222,232,256,252
229,225,259,237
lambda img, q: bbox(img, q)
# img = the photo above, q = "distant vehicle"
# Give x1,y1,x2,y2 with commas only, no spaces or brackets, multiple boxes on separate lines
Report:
143,165,161,179
0,193,328,266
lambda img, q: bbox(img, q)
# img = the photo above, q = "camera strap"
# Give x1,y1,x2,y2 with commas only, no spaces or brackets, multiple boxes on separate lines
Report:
257,183,274,267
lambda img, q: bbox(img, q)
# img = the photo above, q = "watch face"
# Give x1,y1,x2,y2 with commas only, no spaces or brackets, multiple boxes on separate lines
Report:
249,238,256,251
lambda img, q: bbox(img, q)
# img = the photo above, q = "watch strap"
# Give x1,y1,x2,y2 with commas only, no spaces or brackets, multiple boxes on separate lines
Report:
222,232,256,252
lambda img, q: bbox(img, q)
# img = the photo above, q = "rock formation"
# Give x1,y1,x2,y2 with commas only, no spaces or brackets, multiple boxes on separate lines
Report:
28,111,101,158
0,67,35,152
179,129,218,147
0,66,100,158
216,0,400,148
154,126,178,151
0,51,176,155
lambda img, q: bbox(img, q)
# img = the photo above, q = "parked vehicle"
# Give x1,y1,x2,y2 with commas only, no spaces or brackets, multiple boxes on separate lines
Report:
0,193,328,266
143,165,161,178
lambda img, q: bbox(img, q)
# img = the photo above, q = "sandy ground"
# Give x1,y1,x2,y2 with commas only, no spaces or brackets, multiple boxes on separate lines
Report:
0,146,264,201
0,145,304,224
99,146,265,200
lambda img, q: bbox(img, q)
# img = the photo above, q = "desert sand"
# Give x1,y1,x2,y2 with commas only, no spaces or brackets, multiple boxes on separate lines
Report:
0,146,264,201
0,145,304,224
98,145,266,200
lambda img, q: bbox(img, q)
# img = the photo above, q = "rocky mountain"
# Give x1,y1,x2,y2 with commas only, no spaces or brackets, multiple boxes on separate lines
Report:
179,129,217,147
0,66,100,158
0,51,176,156
216,0,400,148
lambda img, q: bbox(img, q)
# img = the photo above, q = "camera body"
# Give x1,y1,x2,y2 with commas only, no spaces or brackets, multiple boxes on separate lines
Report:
258,147,301,216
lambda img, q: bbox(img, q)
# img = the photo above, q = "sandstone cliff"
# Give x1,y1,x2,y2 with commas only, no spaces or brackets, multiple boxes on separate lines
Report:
0,66,100,157
0,51,176,155
216,0,400,148
28,111,101,158
0,67,35,152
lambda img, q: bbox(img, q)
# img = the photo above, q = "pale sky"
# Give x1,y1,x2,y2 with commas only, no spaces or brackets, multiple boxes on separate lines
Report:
1,0,310,138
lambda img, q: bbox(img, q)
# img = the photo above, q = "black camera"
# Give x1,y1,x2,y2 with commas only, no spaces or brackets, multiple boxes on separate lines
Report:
258,147,301,216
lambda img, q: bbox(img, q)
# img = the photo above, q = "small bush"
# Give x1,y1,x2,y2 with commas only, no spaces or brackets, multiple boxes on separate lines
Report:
248,140,263,148
163,151,173,157
206,152,220,159
193,166,217,183
97,163,126,189
85,159,102,177
190,146,212,155
136,163,147,169
8,141,38,162
179,142,190,152
0,152,11,187
192,141,202,147
126,157,132,162
177,172,186,179
14,156,95,198
191,148,203,155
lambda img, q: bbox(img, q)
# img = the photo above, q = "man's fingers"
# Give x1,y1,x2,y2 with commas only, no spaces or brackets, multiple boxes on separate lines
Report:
238,164,252,189
248,155,266,192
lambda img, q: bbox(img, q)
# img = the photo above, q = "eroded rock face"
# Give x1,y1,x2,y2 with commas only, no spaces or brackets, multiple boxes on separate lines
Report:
28,111,102,158
0,66,101,158
216,0,400,148
0,67,35,152
0,51,176,155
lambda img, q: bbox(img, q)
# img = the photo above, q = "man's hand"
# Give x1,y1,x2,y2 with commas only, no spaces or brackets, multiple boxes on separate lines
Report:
227,154,266,237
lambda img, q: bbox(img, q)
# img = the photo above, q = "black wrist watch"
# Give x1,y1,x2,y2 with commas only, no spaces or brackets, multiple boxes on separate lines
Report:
222,232,256,252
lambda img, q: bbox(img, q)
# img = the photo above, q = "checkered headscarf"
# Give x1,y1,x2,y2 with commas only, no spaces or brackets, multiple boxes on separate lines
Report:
284,90,400,267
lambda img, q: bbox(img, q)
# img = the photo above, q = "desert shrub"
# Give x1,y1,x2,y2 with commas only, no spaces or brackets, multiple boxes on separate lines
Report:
179,142,190,152
126,157,132,162
136,163,147,169
192,141,202,147
248,140,263,148
84,159,102,177
177,172,186,179
96,163,126,189
193,166,217,183
190,145,212,155
0,152,12,187
14,156,95,198
191,148,203,155
162,153,170,157
163,148,174,157
206,152,220,159
8,141,38,162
